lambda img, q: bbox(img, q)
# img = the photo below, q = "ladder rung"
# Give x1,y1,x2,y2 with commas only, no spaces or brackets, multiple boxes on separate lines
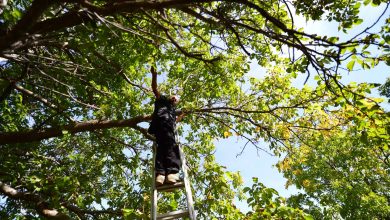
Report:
156,182,184,192
157,209,189,220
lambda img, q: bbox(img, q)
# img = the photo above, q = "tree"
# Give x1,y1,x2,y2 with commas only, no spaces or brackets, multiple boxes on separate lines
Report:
0,0,389,219
279,82,390,219
379,77,390,100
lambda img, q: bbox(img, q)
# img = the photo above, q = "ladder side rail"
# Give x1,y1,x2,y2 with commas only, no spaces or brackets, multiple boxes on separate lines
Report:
151,143,157,220
178,144,196,220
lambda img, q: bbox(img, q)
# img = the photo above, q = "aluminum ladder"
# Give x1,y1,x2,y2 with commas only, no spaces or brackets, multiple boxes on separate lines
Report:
150,142,196,220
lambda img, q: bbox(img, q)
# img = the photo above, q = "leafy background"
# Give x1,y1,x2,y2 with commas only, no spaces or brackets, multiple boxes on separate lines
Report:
0,0,389,219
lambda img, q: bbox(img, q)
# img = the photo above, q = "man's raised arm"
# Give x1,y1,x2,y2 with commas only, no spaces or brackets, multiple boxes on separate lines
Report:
151,66,160,99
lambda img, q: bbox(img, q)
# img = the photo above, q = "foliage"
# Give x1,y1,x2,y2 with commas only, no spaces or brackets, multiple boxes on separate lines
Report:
379,77,390,100
244,177,312,220
0,0,389,219
278,81,390,219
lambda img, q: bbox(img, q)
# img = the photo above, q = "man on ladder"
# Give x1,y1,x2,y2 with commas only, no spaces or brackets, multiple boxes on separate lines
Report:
148,66,183,186
148,66,196,220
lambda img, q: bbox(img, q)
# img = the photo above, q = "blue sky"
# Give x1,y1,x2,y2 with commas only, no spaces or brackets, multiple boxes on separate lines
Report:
214,3,389,212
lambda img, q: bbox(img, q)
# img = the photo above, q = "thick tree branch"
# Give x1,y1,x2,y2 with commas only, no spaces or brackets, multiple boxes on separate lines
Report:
0,0,53,53
0,109,219,144
0,102,313,144
62,202,123,219
0,115,151,144
0,181,71,220
0,0,215,54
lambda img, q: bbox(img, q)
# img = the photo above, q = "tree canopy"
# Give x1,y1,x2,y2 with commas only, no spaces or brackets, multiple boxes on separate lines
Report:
0,0,389,219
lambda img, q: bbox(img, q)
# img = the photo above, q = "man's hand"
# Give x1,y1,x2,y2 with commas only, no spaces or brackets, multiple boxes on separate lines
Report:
176,112,186,123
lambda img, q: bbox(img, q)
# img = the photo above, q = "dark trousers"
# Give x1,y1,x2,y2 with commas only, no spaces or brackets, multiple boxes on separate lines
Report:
155,129,181,175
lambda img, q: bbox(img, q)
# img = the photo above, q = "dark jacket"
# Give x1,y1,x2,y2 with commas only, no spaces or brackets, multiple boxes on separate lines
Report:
148,95,176,135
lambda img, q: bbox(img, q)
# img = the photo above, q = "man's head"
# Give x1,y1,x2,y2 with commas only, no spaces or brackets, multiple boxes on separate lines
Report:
170,95,179,105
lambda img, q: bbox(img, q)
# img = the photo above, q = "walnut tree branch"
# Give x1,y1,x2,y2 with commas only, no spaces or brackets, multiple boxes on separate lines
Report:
0,181,72,220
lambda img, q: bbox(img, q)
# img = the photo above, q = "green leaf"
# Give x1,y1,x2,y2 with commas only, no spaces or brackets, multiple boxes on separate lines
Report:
328,37,339,43
304,215,314,220
354,19,363,25
363,0,371,5
347,60,355,71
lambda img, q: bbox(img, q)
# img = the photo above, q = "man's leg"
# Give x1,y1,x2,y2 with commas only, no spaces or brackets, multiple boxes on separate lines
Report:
155,141,166,186
165,136,182,183
155,143,167,174
161,129,181,174
156,128,181,183
165,142,181,174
